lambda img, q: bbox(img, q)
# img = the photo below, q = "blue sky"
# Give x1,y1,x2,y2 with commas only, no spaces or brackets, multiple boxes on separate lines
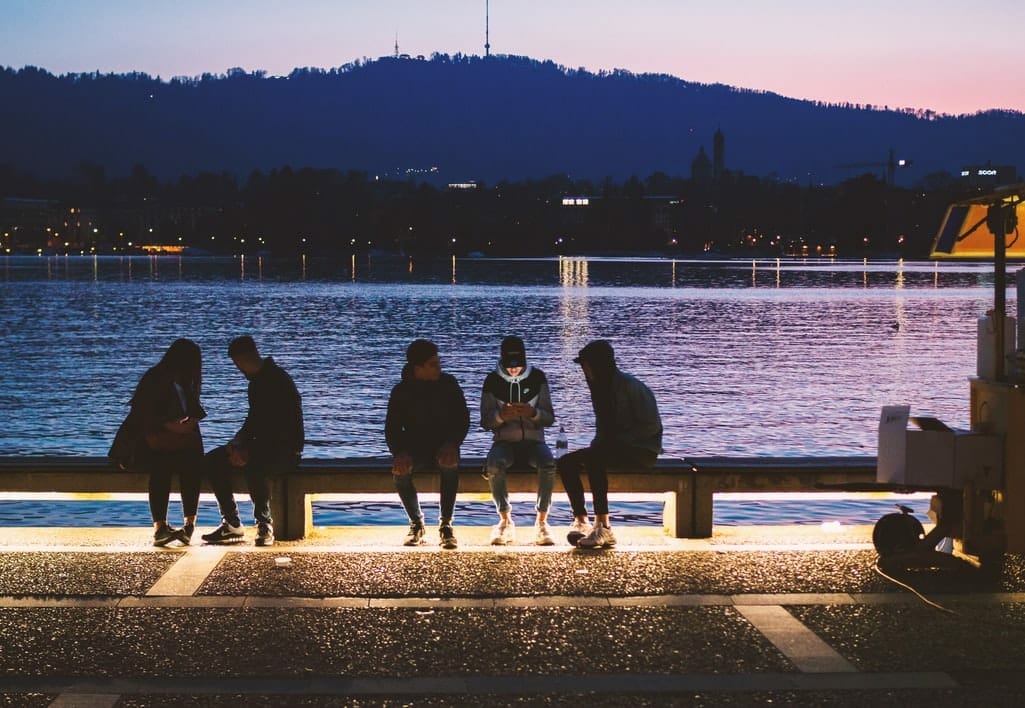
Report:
1,0,1022,115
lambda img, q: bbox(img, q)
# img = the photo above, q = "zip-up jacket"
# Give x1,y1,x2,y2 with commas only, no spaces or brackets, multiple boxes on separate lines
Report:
480,361,555,443
591,369,663,455
386,365,470,459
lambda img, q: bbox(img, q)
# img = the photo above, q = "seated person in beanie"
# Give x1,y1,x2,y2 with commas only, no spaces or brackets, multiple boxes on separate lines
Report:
557,339,663,549
385,339,470,549
480,336,558,546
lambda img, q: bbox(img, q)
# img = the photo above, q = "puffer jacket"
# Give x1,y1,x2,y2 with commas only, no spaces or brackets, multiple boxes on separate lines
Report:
480,360,555,443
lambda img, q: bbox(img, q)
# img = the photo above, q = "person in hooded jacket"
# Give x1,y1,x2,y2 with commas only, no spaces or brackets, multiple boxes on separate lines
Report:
558,339,663,549
124,338,206,547
480,336,558,545
386,339,470,549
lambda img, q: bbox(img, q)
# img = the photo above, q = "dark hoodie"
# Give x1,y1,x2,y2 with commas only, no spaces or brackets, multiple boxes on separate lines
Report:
385,364,470,460
235,357,304,457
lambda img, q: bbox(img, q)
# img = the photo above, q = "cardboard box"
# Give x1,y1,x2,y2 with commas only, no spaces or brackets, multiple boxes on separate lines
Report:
877,405,1003,488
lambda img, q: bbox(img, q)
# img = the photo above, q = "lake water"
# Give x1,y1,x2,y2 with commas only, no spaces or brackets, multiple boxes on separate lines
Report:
0,254,1013,527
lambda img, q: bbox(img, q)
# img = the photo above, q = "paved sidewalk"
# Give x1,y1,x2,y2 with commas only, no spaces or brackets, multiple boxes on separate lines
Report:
2,525,1024,706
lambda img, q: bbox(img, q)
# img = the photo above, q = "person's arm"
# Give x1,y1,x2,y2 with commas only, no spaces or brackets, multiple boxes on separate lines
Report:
530,378,555,428
384,385,408,456
444,376,470,447
620,377,662,444
480,382,504,430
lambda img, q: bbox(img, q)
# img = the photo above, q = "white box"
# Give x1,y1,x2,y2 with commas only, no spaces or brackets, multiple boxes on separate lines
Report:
877,406,1003,488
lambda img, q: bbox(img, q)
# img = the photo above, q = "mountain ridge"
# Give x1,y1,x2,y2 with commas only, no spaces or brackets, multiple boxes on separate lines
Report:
1,53,1021,185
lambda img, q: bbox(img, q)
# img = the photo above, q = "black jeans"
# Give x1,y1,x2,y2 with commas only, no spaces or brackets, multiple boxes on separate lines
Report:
205,445,298,526
557,444,657,517
143,447,203,523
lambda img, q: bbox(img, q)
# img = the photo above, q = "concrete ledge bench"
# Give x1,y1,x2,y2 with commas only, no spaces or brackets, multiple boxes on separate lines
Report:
0,455,877,541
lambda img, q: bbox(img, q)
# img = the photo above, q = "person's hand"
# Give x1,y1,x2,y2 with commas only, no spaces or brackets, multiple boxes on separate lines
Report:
227,442,249,467
501,403,519,420
436,443,459,468
167,417,196,434
515,403,535,418
392,453,413,476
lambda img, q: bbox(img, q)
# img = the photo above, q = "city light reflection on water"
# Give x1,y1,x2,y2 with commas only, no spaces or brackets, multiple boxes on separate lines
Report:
0,254,1008,525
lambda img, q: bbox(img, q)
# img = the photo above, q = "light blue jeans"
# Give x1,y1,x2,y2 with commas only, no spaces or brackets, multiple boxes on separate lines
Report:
485,440,556,515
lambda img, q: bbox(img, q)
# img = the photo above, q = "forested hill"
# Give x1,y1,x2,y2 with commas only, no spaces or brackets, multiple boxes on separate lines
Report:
1,53,1022,185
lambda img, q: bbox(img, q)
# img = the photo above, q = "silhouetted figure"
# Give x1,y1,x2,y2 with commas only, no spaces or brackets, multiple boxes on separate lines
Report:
558,340,663,548
480,336,558,546
202,336,304,547
386,339,470,549
126,338,206,546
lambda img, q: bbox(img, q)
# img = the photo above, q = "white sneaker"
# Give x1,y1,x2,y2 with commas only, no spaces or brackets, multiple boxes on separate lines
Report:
569,518,592,536
577,523,616,549
534,521,555,546
490,519,515,545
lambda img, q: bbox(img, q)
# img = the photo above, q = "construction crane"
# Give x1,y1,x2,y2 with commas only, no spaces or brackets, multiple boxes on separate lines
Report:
834,148,912,187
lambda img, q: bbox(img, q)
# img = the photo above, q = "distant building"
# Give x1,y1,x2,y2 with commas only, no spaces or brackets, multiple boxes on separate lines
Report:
713,127,725,180
691,146,712,183
960,162,1018,189
691,128,727,183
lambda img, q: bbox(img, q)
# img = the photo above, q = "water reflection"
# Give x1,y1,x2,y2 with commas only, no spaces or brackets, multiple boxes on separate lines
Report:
559,256,588,287
0,255,1010,459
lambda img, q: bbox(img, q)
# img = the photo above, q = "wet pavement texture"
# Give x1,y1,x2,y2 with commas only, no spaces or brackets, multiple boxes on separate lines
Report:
0,552,178,596
0,606,788,678
111,690,1025,707
198,550,1025,598
791,602,1025,672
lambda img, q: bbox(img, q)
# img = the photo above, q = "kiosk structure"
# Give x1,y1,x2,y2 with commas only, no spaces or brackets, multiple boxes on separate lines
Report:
931,184,1025,557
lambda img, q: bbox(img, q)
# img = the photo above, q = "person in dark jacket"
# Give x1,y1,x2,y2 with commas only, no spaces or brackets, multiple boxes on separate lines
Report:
480,336,557,546
125,338,206,546
558,339,663,549
202,336,304,547
386,339,470,549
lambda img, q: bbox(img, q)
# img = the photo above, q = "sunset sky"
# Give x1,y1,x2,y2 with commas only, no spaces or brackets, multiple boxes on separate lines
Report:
1,0,1022,116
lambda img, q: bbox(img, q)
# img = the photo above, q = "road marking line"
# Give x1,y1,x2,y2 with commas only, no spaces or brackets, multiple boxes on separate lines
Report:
735,604,858,673
145,546,227,596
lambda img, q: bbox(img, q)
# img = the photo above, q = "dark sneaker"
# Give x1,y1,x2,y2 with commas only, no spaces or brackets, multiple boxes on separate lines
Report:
439,523,458,550
153,524,180,547
577,523,617,549
255,522,274,547
177,523,195,546
403,521,426,546
201,521,245,544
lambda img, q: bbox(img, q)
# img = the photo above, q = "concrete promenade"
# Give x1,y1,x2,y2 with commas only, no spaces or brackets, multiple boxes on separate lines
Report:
2,524,1025,707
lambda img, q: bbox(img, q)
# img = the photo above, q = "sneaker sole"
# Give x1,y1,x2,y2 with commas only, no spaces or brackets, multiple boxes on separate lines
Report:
201,536,245,545
403,539,426,546
535,538,555,546
152,537,175,547
255,539,274,547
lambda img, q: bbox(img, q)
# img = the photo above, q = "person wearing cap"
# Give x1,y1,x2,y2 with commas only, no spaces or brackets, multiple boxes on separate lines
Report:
385,339,470,549
480,335,558,546
559,339,663,549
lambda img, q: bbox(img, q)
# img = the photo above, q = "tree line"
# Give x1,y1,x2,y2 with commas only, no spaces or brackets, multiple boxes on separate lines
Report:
0,161,975,258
